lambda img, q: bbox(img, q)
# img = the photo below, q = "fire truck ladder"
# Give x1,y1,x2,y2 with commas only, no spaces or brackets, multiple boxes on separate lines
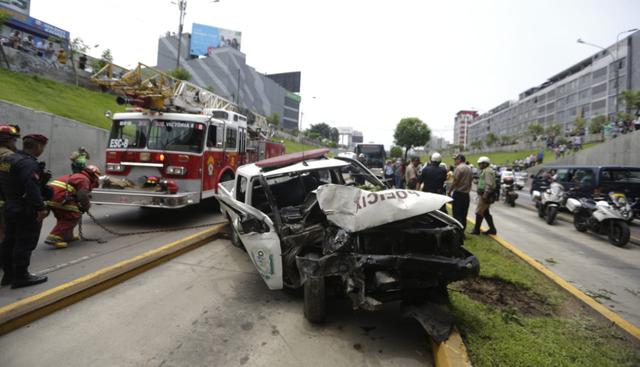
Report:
91,62,272,135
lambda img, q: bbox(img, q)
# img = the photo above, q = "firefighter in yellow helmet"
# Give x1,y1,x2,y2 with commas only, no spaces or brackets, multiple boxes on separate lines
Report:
45,165,101,248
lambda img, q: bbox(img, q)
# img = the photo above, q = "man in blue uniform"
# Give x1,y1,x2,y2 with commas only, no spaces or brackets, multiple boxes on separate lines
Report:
0,134,51,288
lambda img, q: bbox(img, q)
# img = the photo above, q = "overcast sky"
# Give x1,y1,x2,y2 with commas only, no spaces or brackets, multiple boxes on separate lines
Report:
30,0,640,148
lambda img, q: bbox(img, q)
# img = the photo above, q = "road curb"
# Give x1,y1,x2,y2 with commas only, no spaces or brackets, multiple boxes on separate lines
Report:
0,222,227,335
432,328,472,367
467,217,640,341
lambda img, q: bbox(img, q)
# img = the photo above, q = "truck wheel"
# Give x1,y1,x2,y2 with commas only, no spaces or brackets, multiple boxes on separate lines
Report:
573,213,589,232
608,221,630,247
546,206,558,225
303,276,326,323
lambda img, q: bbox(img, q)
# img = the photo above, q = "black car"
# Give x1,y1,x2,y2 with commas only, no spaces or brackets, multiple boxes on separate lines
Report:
531,165,640,200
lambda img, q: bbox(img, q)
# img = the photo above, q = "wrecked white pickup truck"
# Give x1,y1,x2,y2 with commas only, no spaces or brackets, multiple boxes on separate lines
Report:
216,148,479,339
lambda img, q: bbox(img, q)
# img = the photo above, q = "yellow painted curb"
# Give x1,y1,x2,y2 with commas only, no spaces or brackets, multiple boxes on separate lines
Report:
0,222,227,332
432,328,472,367
467,217,640,341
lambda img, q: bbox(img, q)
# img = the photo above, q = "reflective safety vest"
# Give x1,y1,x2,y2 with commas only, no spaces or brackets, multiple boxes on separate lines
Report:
48,180,76,193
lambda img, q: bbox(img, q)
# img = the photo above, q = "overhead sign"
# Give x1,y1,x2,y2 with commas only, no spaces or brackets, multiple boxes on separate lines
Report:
0,0,30,15
190,23,241,56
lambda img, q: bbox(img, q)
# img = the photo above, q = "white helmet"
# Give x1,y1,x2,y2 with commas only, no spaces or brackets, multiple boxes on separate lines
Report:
430,152,442,162
358,153,365,158
477,156,490,164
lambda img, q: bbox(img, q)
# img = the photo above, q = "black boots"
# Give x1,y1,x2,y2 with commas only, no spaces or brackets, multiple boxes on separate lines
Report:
482,213,497,235
470,214,483,235
11,272,48,289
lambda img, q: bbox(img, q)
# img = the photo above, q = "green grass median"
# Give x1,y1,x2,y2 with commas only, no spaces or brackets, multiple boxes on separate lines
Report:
450,232,640,367
0,67,124,129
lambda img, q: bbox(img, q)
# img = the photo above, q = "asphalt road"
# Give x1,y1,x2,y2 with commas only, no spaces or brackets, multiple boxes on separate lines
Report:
0,201,226,308
470,191,640,328
0,238,434,367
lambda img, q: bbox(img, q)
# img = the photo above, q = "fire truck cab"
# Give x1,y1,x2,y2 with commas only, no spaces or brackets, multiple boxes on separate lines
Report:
93,109,284,208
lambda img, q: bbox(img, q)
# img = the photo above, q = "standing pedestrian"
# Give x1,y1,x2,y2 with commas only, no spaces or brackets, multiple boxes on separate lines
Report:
0,134,51,288
537,149,544,165
69,147,90,173
393,159,403,188
0,125,22,242
448,154,473,231
418,152,448,212
405,156,419,190
471,156,497,235
384,160,394,188
45,166,101,248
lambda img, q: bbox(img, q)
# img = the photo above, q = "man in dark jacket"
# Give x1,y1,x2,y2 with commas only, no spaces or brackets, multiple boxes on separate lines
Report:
0,134,50,288
418,152,448,213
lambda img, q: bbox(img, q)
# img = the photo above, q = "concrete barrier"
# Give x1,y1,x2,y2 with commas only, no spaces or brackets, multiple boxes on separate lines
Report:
0,100,109,176
540,130,640,166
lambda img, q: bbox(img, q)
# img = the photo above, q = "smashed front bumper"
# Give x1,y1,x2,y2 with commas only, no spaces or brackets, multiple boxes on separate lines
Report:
296,249,479,310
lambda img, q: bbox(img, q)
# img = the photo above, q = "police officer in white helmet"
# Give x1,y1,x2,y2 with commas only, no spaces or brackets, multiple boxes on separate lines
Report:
471,156,497,235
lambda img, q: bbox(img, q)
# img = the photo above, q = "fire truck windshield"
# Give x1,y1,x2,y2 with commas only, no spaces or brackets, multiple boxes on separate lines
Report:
108,119,205,153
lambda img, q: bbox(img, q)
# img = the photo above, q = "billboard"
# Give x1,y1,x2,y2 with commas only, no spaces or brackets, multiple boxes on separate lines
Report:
0,0,30,15
190,23,241,56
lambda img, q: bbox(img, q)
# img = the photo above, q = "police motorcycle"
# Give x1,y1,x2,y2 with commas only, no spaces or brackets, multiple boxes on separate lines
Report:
566,193,631,247
501,175,518,207
532,178,566,225
607,192,635,224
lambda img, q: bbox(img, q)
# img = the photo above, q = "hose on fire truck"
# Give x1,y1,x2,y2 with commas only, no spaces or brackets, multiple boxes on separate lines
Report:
77,210,228,243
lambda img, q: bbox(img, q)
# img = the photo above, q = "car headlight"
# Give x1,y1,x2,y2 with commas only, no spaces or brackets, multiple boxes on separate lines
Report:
106,163,125,172
166,166,187,175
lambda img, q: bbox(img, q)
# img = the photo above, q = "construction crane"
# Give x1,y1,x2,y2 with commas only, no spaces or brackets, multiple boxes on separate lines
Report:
90,62,272,136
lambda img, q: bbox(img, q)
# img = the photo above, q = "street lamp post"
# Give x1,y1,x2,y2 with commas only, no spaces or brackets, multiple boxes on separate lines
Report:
577,28,638,116
174,0,187,69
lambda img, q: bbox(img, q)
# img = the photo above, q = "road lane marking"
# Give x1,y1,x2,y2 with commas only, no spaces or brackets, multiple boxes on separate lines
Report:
0,223,228,335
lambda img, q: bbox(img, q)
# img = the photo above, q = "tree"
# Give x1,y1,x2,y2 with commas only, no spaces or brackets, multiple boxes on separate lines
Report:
0,9,11,29
485,132,498,147
266,112,281,127
620,90,640,117
545,123,562,138
393,117,431,160
528,122,544,141
70,37,90,54
390,146,403,159
500,135,514,146
470,140,483,150
589,115,607,134
306,123,339,143
573,117,586,135
168,67,192,81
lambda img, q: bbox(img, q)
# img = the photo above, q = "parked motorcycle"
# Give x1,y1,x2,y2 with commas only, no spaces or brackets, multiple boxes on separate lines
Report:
566,196,630,247
532,181,566,225
501,176,518,207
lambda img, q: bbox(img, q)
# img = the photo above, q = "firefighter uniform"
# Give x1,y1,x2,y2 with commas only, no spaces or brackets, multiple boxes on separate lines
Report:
45,168,99,248
0,134,50,288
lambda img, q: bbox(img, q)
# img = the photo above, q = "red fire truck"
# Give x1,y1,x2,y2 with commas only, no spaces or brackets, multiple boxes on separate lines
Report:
90,63,285,208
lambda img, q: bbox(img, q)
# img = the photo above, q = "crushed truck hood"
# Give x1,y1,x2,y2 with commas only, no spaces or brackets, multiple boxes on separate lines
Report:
316,184,452,232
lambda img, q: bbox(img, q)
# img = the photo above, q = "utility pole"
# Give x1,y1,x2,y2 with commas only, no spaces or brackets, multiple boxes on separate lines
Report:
175,0,187,69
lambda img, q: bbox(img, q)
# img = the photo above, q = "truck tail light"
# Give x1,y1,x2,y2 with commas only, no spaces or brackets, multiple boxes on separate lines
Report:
166,166,187,175
106,163,125,172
